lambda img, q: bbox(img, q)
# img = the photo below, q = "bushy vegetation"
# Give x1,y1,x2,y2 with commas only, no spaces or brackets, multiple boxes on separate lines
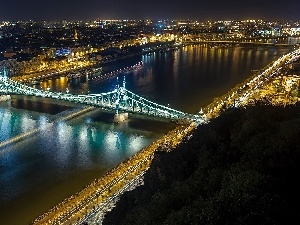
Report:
103,103,300,225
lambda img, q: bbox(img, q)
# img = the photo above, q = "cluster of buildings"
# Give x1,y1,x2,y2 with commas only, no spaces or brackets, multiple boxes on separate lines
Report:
0,19,299,77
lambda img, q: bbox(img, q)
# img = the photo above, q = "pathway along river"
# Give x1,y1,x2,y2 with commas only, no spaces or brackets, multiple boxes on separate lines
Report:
0,42,296,225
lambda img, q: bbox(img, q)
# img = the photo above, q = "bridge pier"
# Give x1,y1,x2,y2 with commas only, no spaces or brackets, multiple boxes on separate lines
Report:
113,112,129,123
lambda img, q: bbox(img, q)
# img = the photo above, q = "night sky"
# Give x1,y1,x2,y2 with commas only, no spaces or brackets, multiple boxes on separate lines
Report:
0,0,299,21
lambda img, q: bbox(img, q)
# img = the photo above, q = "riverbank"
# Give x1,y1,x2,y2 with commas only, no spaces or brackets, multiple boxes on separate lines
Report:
10,41,179,85
30,121,197,225
103,102,300,225
76,45,300,224
101,49,300,225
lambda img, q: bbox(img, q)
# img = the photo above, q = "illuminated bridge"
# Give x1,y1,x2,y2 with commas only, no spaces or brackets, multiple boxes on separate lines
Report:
0,71,203,123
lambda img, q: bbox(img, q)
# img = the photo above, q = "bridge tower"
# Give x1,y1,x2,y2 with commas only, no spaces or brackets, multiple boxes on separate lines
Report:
0,66,11,102
0,66,8,78
113,76,128,123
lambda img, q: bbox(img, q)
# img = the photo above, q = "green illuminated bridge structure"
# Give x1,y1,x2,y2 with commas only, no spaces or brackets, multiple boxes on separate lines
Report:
0,73,203,123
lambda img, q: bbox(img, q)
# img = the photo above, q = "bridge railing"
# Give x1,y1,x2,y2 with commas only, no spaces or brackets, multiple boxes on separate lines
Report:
1,74,204,122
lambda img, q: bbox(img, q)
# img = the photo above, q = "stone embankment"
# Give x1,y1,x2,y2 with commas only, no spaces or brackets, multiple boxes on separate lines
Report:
30,121,197,225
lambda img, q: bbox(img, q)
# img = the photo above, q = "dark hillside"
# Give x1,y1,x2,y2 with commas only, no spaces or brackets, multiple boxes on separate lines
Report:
103,103,300,225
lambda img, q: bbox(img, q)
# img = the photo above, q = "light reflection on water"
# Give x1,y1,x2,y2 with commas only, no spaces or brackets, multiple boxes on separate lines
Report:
0,104,165,225
0,44,295,225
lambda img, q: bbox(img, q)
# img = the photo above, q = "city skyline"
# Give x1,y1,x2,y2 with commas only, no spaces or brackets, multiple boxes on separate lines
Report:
0,0,299,22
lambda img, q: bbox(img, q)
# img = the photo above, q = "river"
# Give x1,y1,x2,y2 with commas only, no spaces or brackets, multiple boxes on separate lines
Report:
0,43,295,225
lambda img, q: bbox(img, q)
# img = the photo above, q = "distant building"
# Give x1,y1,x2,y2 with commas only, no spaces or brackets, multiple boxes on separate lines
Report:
74,29,78,40
3,49,17,58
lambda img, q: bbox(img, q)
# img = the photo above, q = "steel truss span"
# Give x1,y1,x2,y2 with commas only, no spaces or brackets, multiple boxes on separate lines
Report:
0,75,203,123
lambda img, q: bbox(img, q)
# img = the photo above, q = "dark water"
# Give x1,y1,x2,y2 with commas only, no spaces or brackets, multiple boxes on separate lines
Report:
0,44,294,225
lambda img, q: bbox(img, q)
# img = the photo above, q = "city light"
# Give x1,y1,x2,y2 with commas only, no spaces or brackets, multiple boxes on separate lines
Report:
1,18,300,225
